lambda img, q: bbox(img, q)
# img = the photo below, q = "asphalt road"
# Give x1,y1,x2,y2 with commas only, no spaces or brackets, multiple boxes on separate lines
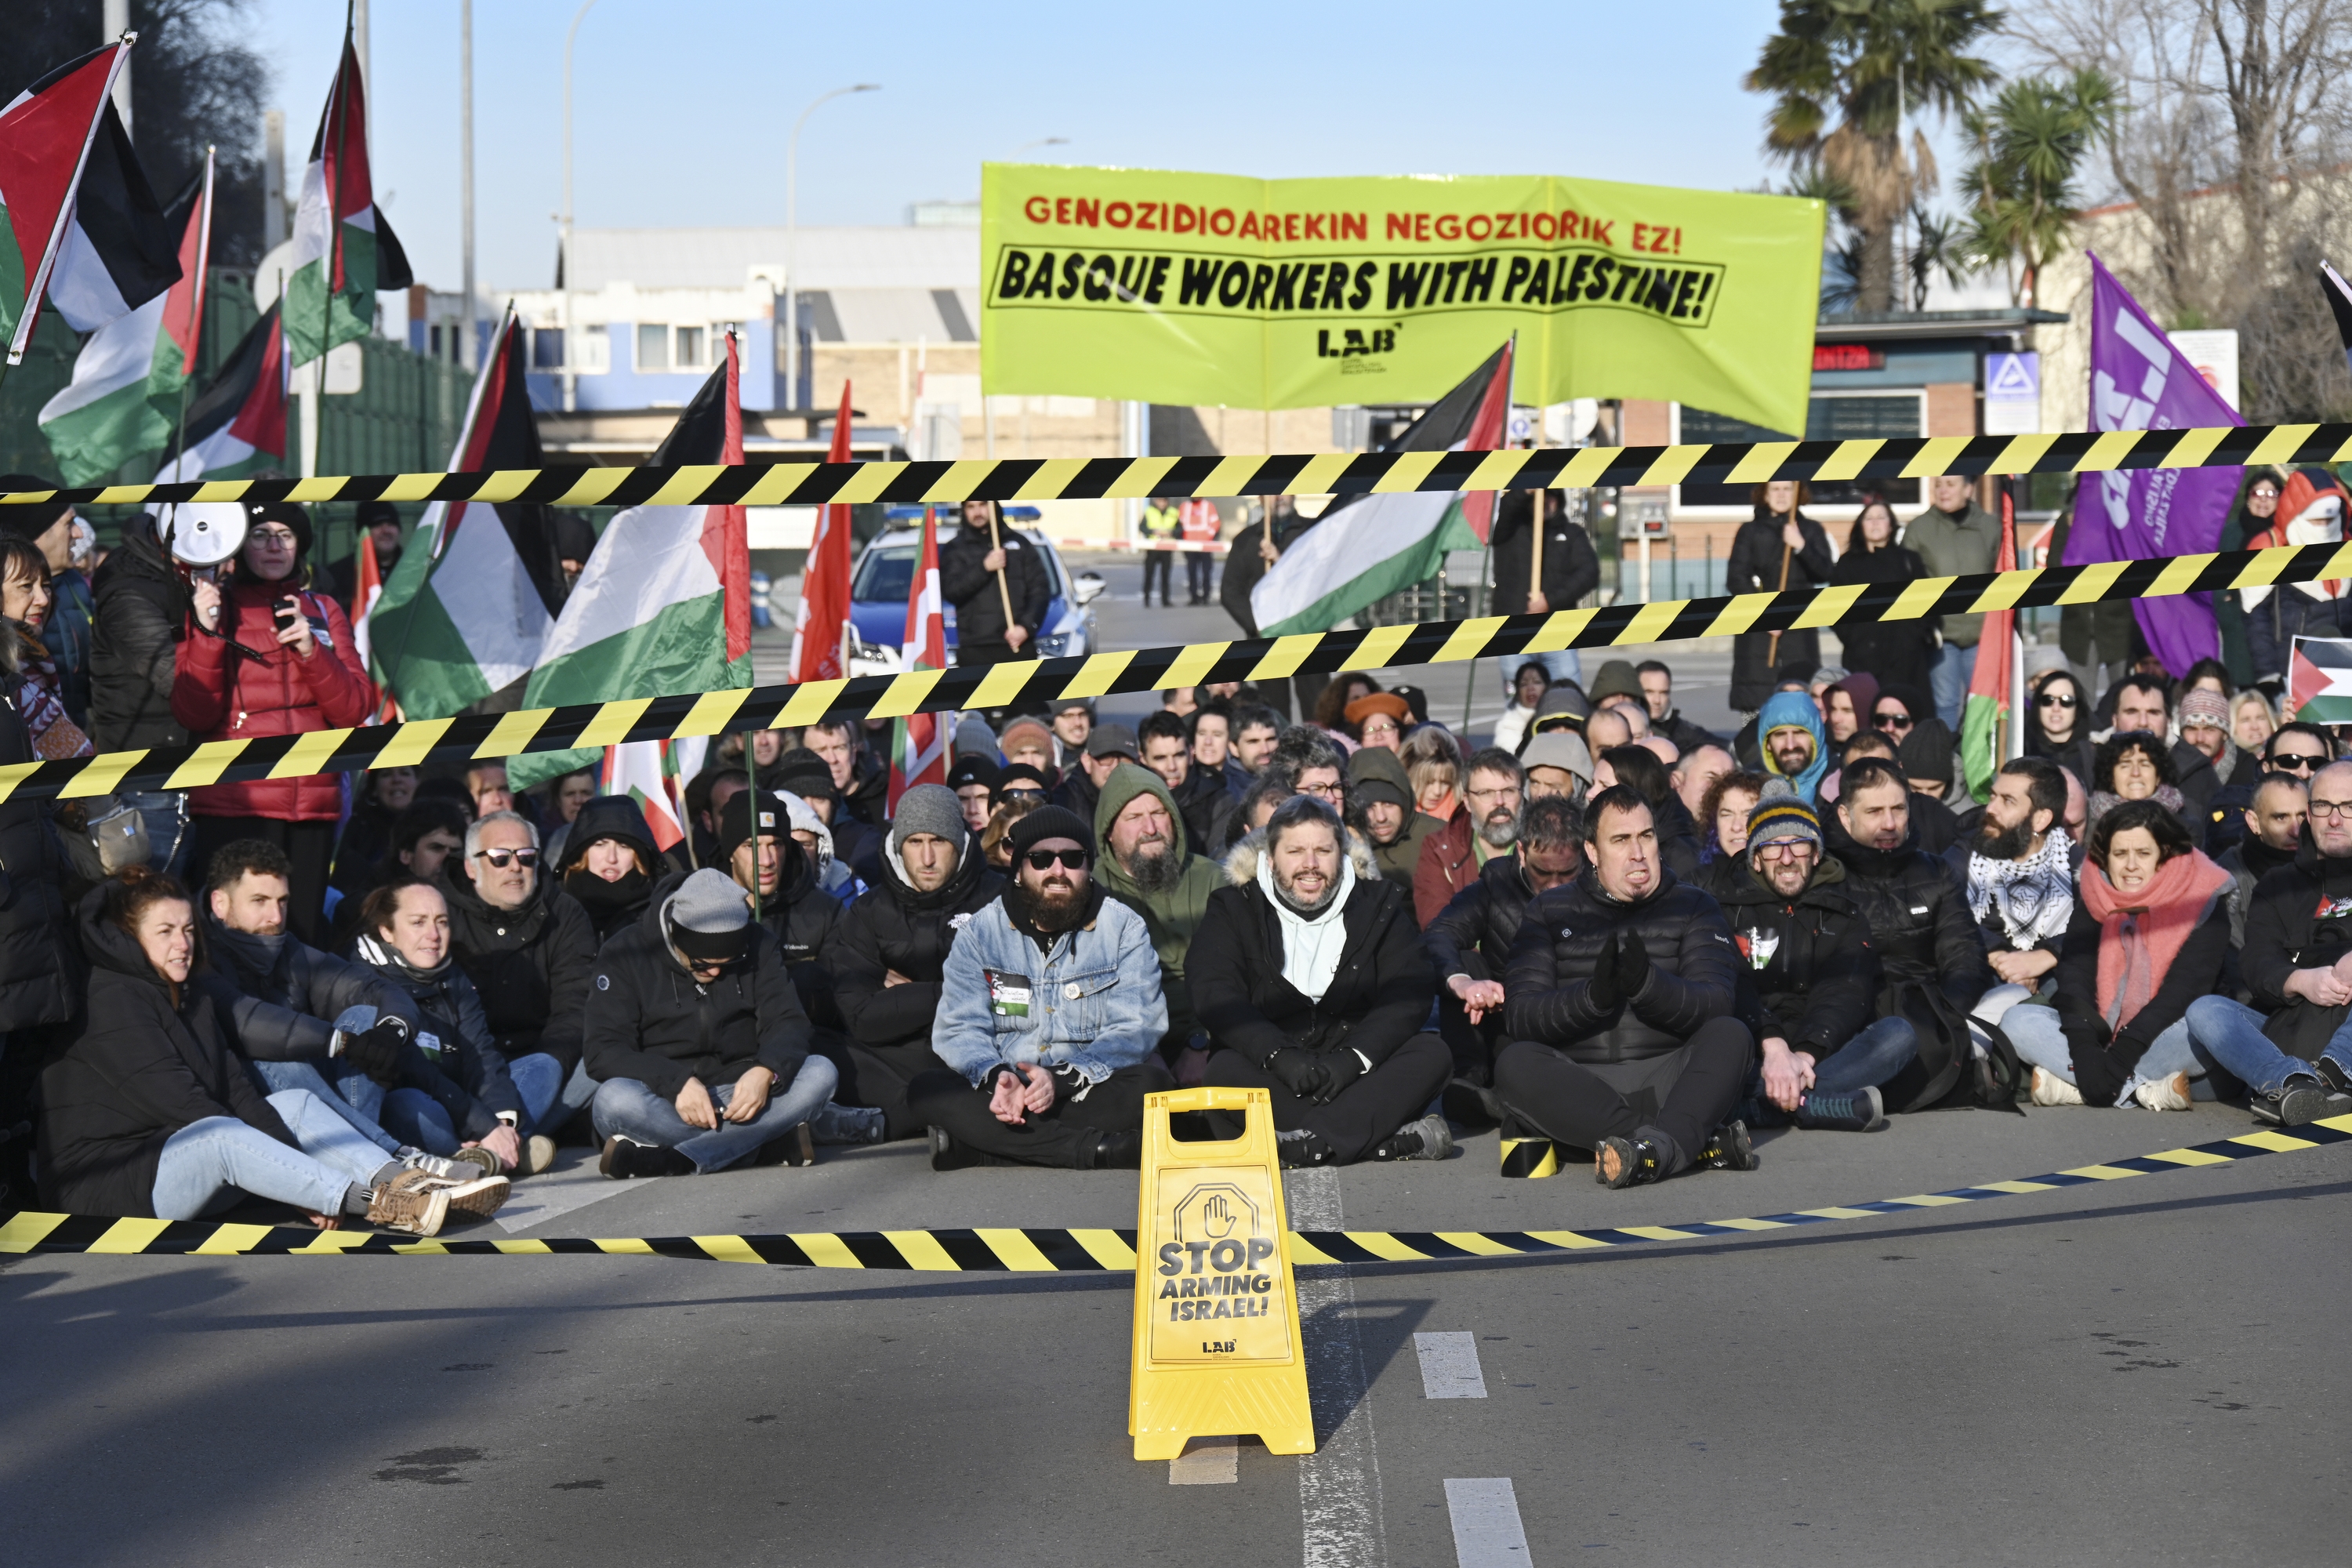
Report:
11,585,2347,1566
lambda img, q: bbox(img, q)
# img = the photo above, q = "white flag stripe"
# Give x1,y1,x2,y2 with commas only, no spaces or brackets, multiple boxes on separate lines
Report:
423,503,548,693
37,288,164,421
535,503,721,670
1250,489,1454,631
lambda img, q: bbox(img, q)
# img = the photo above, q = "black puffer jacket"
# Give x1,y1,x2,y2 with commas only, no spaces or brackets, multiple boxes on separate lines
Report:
1167,760,1237,856
1502,869,1738,1065
1188,860,1434,1068
557,794,663,942
87,520,189,753
1828,822,1991,1011
581,873,811,1098
351,931,521,1139
827,834,1003,1052
201,913,414,1062
441,873,597,1076
2238,840,2352,1059
0,635,76,1032
1421,851,1538,983
1488,490,1600,619
1710,856,1880,1062
938,520,1051,646
751,839,848,1033
39,891,296,1218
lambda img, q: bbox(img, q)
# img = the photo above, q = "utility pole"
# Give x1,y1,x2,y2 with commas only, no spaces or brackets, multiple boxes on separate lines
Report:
353,0,371,142
103,0,131,133
460,0,476,371
561,0,601,413
786,85,880,414
263,111,285,251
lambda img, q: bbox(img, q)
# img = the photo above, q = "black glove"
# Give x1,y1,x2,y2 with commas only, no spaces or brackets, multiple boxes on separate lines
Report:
2059,1014,2125,1106
1615,928,1652,999
1585,931,1624,1012
1267,1048,1326,1100
1312,1050,1366,1105
339,1014,412,1086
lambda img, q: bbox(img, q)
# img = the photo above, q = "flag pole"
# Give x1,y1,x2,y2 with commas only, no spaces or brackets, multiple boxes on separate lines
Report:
169,147,217,493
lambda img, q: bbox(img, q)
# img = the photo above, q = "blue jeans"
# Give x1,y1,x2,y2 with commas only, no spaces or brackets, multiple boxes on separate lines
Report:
247,1058,401,1156
1747,1016,1915,1120
510,1053,597,1134
1498,649,1581,696
2008,1005,2218,1105
590,1058,839,1174
2185,996,2352,1098
151,1088,386,1220
1930,641,1977,728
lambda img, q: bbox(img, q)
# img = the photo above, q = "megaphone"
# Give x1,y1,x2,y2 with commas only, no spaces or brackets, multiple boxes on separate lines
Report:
155,502,247,569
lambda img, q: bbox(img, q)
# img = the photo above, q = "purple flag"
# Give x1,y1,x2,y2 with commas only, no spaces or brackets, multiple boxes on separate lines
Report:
2061,252,2244,676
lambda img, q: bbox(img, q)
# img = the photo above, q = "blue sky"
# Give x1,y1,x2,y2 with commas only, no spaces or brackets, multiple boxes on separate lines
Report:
242,0,1851,296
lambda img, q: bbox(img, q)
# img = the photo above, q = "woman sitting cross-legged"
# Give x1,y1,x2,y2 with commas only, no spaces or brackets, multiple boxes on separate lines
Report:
2002,800,2234,1111
38,869,507,1235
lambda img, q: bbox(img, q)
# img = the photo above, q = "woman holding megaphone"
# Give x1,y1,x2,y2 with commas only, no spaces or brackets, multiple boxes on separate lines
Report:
172,503,375,942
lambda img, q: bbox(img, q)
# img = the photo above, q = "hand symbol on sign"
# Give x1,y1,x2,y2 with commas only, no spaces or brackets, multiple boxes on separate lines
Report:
1202,1194,1236,1239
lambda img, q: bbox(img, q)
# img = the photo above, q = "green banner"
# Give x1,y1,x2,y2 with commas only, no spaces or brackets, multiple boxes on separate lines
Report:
978,164,1826,434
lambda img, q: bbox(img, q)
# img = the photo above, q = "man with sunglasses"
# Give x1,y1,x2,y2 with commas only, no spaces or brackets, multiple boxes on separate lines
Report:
443,810,600,1154
2186,760,2352,1125
1715,786,1906,1132
2265,722,2334,777
915,807,1171,1170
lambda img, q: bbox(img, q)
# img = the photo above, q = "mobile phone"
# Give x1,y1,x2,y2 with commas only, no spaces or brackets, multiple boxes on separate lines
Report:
274,597,300,634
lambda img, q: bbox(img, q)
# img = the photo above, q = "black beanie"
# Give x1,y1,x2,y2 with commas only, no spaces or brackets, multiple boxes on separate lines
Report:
1900,717,1956,782
1007,804,1092,862
717,788,787,864
0,474,71,541
772,748,836,801
247,501,314,562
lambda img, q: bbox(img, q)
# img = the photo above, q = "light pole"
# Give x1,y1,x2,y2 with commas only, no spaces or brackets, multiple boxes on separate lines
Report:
559,0,601,412
785,83,880,413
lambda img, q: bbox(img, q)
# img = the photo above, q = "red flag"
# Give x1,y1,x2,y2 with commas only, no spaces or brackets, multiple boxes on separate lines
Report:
704,329,752,664
1959,488,2018,803
1456,336,1514,543
0,39,132,361
887,507,949,814
787,380,856,683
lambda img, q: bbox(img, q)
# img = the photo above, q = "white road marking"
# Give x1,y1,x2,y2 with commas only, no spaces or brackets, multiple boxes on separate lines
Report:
1167,1435,1239,1485
490,1148,632,1232
1413,1332,1489,1399
1289,1167,1388,1568
1445,1478,1534,1566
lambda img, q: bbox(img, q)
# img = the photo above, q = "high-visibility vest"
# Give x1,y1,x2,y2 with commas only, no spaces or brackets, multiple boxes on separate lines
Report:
1179,499,1221,543
1141,503,1181,539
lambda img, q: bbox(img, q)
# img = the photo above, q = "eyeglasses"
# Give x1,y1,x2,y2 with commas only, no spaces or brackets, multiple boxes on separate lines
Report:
249,528,299,548
2310,800,2352,820
1753,838,1817,859
1298,781,1345,800
1023,848,1089,870
474,848,539,868
2036,693,2077,709
2270,752,2326,771
1874,711,1914,731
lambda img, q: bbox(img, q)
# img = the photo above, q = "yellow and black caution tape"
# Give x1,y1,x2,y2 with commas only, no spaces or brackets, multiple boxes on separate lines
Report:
5,1116,2343,1269
2,421,2349,514
5,533,2349,805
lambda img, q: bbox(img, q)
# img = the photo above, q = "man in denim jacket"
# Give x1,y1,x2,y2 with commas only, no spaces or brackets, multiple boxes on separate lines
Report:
911,805,1172,1171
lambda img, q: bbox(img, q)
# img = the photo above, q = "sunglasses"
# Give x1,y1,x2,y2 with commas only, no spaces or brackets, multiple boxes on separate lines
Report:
2036,693,2077,709
2270,752,2325,771
1023,848,1089,871
474,848,540,868
1874,711,1915,731
1002,786,1048,803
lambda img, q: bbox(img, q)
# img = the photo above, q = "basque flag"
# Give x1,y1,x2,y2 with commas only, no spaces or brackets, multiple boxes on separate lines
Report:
887,506,949,814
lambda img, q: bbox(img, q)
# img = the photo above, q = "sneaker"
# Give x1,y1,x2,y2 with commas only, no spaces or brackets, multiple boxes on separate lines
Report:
426,1171,512,1220
1594,1134,1664,1189
2132,1072,2194,1112
450,1145,503,1178
524,1134,559,1175
599,1135,696,1179
1275,1128,1334,1168
1794,1086,1887,1133
809,1101,887,1145
2031,1067,2085,1107
2251,1075,2347,1127
398,1148,462,1180
927,1126,1015,1172
1372,1112,1456,1162
366,1178,450,1237
1697,1120,1759,1172
2313,1055,2352,1096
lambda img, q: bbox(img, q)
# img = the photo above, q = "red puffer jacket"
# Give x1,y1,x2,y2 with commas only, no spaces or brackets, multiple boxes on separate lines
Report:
170,579,376,821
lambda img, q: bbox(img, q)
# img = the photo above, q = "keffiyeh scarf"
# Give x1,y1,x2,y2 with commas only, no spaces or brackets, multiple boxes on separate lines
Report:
1968,829,2076,950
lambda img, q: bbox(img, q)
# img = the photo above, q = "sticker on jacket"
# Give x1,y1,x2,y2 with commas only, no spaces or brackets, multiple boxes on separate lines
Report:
2316,894,2352,922
1735,927,1779,969
416,1030,444,1059
985,967,1033,1017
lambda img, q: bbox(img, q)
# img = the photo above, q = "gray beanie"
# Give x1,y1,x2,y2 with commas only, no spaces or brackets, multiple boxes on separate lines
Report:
953,714,999,760
890,782,970,854
663,868,753,963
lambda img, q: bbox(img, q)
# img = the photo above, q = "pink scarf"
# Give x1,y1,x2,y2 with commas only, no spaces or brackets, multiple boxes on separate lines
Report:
2079,850,2232,1029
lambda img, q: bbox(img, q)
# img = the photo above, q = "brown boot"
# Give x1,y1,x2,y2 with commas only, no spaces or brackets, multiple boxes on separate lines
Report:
367,1176,451,1237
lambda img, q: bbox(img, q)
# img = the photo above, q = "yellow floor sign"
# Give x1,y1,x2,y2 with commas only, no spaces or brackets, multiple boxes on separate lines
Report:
1128,1087,1316,1461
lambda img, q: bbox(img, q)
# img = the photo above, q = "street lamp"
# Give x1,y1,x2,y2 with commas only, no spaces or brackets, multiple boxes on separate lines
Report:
559,0,601,412
784,83,880,412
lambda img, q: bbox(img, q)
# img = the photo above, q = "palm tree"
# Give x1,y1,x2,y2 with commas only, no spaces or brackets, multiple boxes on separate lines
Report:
1959,69,2119,307
1748,0,2003,312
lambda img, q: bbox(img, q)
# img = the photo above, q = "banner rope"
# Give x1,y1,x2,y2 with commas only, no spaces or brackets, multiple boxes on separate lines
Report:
4,1116,2342,1269
3,535,2346,804
2,422,2347,512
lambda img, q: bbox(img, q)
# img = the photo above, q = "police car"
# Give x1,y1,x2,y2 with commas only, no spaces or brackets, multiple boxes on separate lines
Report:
842,505,1105,677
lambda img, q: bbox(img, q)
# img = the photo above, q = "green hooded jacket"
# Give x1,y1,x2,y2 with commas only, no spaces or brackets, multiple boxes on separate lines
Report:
1093,760,1225,1051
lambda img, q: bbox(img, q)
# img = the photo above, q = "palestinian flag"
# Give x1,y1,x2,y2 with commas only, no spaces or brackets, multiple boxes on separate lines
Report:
511,333,753,789
2,39,181,363
2325,260,2352,383
283,30,412,367
1249,339,1512,637
154,301,285,482
600,739,705,855
365,311,566,717
1960,490,2020,804
38,152,211,485
2289,637,2352,724
886,506,949,814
